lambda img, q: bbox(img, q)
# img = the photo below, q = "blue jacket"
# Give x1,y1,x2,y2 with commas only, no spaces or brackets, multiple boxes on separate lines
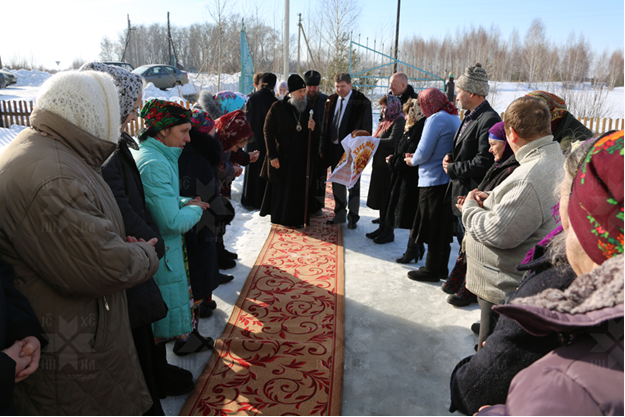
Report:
411,111,460,187
132,138,203,339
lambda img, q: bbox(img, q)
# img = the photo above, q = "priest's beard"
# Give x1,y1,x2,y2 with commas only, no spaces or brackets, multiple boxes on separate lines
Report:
289,95,308,113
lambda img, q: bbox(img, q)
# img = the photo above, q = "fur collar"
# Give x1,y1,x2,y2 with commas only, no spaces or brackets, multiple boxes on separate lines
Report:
512,254,624,314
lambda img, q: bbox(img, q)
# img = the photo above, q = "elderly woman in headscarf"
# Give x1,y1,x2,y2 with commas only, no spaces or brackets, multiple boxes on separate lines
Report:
404,88,461,282
81,63,193,410
276,80,288,100
442,121,520,307
132,99,214,357
375,98,426,247
366,94,406,243
525,90,593,152
475,131,624,416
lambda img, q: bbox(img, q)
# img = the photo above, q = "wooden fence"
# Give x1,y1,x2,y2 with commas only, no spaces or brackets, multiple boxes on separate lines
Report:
2,100,624,136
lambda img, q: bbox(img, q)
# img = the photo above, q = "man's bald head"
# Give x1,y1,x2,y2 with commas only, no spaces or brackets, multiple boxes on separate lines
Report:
390,72,408,96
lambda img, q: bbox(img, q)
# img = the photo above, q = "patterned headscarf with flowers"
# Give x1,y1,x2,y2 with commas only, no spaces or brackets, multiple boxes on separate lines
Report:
418,88,458,119
190,109,215,135
526,91,568,121
569,130,624,264
215,110,254,151
140,99,192,133
374,94,405,138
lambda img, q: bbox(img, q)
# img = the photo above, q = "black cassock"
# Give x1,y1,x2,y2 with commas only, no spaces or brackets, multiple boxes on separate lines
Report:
259,97,322,227
241,88,277,209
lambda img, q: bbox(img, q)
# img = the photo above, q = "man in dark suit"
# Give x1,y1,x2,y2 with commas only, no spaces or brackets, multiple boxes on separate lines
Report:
321,72,373,229
443,64,500,235
304,70,329,213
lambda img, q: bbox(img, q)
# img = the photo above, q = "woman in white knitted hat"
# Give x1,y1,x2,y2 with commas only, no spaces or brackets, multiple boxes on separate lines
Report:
0,70,160,415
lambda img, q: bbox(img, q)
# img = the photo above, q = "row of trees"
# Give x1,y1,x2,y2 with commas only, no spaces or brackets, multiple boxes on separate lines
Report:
399,19,624,90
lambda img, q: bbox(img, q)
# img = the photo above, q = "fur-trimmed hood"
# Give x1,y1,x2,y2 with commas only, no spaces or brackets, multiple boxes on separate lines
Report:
494,254,624,336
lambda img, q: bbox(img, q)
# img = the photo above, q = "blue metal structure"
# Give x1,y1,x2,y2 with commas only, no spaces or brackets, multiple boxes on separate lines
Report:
239,20,255,94
348,39,445,104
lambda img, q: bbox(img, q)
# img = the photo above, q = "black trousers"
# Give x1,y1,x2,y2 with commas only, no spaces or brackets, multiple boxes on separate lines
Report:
329,142,360,223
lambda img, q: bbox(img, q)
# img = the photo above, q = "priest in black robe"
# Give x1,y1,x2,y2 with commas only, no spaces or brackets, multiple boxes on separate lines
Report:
259,74,322,228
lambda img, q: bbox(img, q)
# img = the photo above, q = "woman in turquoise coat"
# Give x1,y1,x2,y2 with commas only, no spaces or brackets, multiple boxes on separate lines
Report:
132,99,212,355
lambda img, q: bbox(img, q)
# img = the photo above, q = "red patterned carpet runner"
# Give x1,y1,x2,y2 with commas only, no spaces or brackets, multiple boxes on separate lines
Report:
180,194,345,416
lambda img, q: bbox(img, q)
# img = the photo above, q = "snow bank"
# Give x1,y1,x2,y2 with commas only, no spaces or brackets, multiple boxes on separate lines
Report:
2,69,52,87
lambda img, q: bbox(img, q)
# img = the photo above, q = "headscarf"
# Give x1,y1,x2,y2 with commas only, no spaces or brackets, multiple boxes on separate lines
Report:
79,62,143,124
418,88,458,118
140,99,192,133
569,130,624,264
488,121,514,164
404,98,425,131
214,91,246,114
190,109,215,135
276,81,288,99
215,110,254,151
526,91,568,121
374,94,405,137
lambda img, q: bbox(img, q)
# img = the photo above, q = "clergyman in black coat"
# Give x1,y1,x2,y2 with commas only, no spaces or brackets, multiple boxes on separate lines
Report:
241,73,278,209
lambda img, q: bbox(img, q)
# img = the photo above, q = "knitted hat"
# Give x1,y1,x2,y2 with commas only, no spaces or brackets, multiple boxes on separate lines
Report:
261,72,277,89
287,74,306,93
303,70,321,86
190,109,215,135
139,99,192,133
456,63,490,97
36,70,120,143
215,110,253,151
79,62,143,124
569,131,624,264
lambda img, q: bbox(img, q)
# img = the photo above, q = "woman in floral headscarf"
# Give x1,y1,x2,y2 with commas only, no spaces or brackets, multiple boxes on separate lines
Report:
404,88,461,282
132,99,214,356
525,90,593,152
366,94,406,242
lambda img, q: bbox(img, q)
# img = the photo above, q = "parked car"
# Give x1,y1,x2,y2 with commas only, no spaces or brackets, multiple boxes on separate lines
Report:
99,61,134,71
132,64,189,90
0,73,6,89
0,70,17,86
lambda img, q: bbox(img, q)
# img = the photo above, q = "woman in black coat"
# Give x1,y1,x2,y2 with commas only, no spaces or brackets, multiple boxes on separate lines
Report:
179,110,235,318
374,98,425,245
366,94,406,241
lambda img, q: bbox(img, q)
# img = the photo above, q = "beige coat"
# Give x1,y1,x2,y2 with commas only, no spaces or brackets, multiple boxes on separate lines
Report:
0,108,159,415
463,136,564,305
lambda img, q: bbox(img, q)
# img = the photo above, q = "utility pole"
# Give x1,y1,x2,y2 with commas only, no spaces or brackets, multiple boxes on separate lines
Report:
297,13,301,75
393,0,401,74
283,0,289,78
122,14,134,65
168,12,173,66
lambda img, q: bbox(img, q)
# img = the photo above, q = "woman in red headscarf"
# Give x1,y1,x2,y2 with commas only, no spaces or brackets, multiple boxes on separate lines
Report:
403,88,461,282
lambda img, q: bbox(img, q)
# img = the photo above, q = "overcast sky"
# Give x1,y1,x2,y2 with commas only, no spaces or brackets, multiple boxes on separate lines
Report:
3,0,623,70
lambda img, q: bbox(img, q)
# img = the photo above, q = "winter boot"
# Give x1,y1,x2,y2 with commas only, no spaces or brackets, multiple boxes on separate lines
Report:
407,251,444,282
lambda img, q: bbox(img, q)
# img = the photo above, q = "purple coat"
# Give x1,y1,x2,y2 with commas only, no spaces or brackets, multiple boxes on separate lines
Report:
478,254,624,416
